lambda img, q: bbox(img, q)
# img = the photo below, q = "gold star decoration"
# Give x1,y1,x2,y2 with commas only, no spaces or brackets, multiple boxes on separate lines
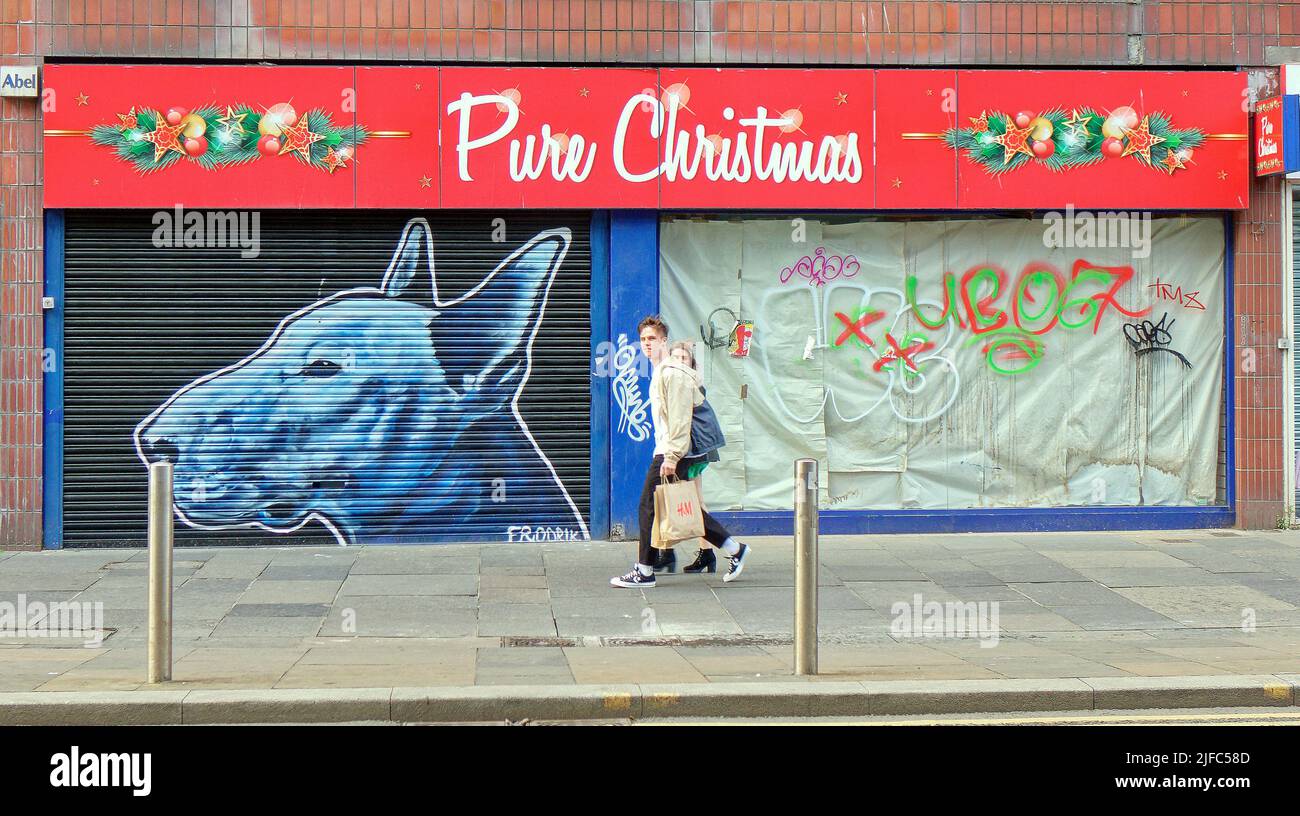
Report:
142,120,187,161
891,177,902,188
1120,116,1165,165
993,118,1036,164
322,147,351,174
277,118,326,159
91,179,100,186
418,175,433,188
1182,90,1189,97
76,92,89,106
1217,170,1228,180
216,106,248,138
1160,150,1187,174
116,107,138,130
834,92,848,106
1063,108,1093,138
925,89,934,96
579,87,590,97
969,110,989,133
414,83,422,91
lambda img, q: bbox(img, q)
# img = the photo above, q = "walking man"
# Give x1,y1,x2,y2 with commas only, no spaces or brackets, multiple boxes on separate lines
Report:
610,315,751,588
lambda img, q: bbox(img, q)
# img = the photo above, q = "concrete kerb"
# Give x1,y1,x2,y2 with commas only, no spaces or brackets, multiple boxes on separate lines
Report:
1081,675,1297,710
0,691,187,725
863,678,1095,716
0,675,1297,724
182,688,392,724
641,682,871,719
389,685,643,722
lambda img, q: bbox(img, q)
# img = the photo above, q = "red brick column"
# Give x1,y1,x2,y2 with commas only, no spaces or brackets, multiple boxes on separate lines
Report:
1233,172,1287,529
0,0,43,550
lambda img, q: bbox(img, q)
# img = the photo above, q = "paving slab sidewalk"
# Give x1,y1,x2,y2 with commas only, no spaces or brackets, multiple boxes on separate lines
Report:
2,529,1300,720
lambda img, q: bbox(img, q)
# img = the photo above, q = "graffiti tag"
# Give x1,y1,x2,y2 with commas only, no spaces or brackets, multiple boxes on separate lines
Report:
758,282,961,424
1148,277,1206,311
1123,312,1193,369
507,525,585,542
700,306,739,350
906,258,1152,375
611,333,652,442
780,247,861,286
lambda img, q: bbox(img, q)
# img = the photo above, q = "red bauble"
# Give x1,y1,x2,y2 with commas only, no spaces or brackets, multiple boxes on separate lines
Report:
183,136,208,157
1014,111,1033,129
1102,136,1124,158
1031,139,1055,159
165,107,189,126
257,134,282,156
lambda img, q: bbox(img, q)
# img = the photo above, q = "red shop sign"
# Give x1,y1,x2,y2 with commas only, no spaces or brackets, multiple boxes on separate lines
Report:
43,65,1250,210
1254,95,1300,176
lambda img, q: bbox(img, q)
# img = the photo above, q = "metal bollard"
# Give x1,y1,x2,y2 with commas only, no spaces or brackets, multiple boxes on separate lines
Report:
147,460,174,683
794,458,819,675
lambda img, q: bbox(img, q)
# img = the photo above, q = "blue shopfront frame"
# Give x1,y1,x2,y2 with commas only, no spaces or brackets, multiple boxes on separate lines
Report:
42,208,1235,548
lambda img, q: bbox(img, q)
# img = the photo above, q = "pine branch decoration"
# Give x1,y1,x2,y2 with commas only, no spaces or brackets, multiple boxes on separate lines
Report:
942,106,1205,176
85,104,372,174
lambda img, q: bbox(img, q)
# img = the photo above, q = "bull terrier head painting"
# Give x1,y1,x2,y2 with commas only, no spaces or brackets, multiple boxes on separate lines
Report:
134,218,588,545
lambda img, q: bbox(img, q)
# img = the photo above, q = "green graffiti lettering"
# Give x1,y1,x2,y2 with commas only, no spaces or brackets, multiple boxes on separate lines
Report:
1058,268,1110,330
906,272,961,330
1013,269,1061,331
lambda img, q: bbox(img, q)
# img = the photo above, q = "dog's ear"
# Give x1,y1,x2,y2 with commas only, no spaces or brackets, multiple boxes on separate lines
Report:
431,228,571,404
380,218,436,309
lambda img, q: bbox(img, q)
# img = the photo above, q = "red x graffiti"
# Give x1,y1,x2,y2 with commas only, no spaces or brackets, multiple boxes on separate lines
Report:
833,310,884,347
872,333,935,373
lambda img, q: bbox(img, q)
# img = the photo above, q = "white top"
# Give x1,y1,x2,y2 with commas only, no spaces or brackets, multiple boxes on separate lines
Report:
649,362,666,456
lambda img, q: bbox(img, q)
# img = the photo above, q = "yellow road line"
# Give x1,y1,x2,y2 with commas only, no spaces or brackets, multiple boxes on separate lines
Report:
643,710,1300,726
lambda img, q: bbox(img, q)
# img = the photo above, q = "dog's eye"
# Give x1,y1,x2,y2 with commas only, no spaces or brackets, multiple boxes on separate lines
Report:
301,359,342,378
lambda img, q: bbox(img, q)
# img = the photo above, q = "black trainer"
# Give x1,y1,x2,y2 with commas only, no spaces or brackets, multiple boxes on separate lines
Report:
723,543,750,583
610,567,656,588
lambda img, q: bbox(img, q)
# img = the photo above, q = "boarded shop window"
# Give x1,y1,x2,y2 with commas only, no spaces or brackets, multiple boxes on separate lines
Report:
660,215,1225,511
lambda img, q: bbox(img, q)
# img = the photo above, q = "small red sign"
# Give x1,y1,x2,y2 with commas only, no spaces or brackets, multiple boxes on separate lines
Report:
1255,96,1288,176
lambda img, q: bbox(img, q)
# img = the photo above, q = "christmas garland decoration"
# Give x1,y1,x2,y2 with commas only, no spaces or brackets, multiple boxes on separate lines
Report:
943,106,1206,176
87,102,369,174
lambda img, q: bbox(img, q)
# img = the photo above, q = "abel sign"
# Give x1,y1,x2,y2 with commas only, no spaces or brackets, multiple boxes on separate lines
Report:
0,66,38,97
1254,95,1300,176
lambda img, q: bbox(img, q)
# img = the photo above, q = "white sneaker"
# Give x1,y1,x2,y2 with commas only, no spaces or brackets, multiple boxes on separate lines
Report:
723,543,750,583
610,567,656,588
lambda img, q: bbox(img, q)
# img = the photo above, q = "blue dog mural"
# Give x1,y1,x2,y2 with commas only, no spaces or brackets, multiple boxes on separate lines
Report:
134,218,588,545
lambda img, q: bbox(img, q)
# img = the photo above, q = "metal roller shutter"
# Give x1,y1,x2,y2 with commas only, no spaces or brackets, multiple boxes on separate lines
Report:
1294,189,1300,515
62,210,592,547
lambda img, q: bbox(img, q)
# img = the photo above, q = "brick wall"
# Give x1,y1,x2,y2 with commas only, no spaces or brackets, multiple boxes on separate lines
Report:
1,0,42,550
3,0,1297,545
17,1,1300,65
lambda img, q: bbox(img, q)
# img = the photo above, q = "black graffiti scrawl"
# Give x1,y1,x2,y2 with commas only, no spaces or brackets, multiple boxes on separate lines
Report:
1123,312,1192,369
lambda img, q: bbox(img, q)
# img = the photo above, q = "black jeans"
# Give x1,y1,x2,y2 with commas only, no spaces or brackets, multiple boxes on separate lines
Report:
638,454,732,566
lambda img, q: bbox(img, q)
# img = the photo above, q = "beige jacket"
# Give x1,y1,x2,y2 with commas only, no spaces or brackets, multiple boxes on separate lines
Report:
652,357,704,467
